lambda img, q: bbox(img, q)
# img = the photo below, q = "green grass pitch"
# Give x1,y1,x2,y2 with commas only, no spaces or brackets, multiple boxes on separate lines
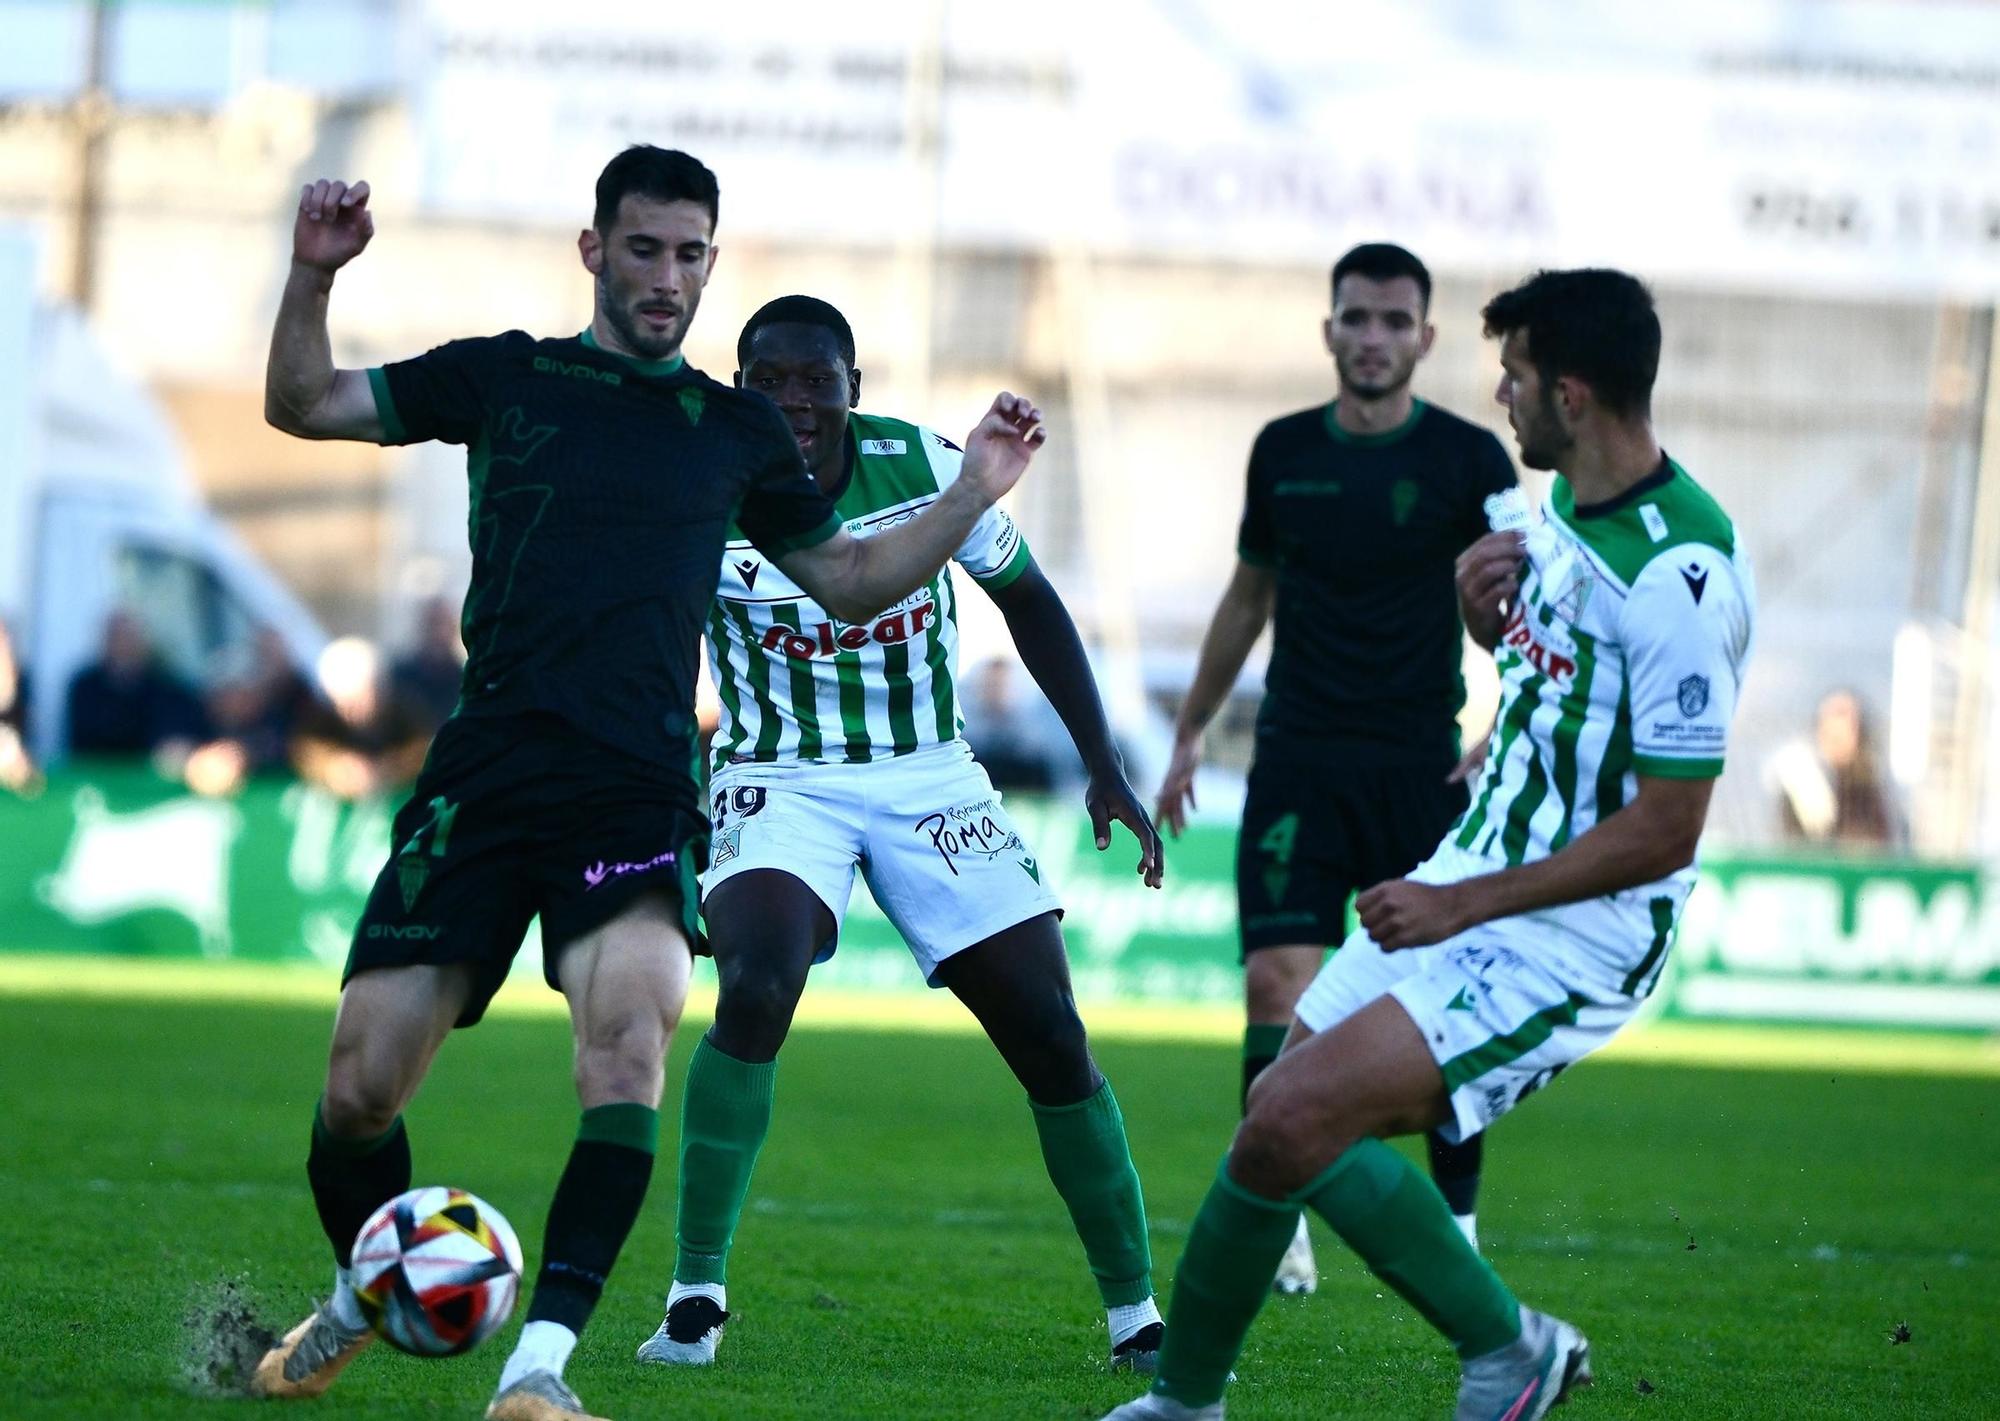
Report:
0,989,1993,1418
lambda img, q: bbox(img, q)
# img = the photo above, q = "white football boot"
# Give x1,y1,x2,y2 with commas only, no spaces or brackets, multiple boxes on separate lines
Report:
635,1293,729,1366
1272,1214,1317,1295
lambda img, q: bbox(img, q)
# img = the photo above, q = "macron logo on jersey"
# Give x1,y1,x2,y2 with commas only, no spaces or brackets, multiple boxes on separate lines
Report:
859,438,907,455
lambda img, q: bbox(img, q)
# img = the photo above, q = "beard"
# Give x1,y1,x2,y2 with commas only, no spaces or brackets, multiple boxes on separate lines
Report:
1513,390,1574,471
1335,352,1415,401
596,269,692,360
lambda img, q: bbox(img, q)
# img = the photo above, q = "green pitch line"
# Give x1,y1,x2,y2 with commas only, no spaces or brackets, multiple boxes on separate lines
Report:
0,952,1995,1076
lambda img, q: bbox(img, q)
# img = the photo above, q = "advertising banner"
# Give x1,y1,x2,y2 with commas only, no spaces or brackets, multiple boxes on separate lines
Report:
5,768,1997,1031
414,0,2000,298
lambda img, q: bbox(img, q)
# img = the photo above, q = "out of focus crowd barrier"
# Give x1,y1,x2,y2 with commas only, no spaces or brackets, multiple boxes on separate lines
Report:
2,768,1995,1031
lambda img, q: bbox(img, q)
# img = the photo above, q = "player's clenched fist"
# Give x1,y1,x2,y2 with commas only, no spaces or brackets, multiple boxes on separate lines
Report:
292,179,375,274
1355,877,1474,951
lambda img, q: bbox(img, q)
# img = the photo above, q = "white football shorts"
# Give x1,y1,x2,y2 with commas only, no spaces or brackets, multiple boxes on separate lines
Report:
702,740,1063,984
1294,842,1687,1142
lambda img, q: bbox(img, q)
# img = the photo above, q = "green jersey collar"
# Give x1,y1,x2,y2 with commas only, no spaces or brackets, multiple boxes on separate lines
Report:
1567,454,1675,519
579,326,686,377
1323,397,1426,447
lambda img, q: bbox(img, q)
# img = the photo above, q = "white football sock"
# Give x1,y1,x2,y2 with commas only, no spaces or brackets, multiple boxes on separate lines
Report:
668,1279,727,1311
326,1264,367,1331
498,1320,577,1391
1453,1212,1480,1250
1107,1296,1162,1347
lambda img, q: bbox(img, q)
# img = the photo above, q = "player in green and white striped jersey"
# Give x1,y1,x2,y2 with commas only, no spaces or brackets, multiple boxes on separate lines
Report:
704,391,1021,767
640,297,1168,1377
1101,270,1754,1421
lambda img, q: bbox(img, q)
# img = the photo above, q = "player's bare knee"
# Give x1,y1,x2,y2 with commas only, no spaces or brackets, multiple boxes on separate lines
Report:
1236,1078,1362,1194
574,1031,666,1105
573,1001,671,1099
1014,1023,1099,1106
1228,1111,1311,1198
1011,988,1088,1060
715,955,807,1035
320,1066,404,1139
1246,947,1320,1022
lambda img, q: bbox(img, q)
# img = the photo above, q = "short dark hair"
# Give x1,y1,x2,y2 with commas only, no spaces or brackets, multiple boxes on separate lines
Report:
737,295,857,368
1331,242,1431,310
593,145,719,232
1481,268,1660,417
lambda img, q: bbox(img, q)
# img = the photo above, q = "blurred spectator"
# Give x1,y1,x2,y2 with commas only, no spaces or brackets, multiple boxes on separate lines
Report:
252,624,319,745
64,609,207,759
181,643,301,798
0,617,39,794
1771,688,1902,850
960,657,1077,794
291,636,431,800
390,595,466,734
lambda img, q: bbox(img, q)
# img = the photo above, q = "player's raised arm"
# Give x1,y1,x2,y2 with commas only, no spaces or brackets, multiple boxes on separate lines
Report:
775,392,1046,623
1155,559,1277,837
265,179,387,442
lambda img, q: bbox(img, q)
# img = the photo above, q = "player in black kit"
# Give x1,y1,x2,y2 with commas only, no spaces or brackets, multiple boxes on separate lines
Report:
250,147,1049,1421
1156,243,1516,1294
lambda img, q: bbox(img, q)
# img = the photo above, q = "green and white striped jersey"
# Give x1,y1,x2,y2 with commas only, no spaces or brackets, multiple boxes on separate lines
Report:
707,412,1032,771
1452,459,1754,890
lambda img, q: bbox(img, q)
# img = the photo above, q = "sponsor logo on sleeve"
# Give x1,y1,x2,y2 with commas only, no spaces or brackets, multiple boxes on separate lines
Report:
979,518,1021,571
1678,674,1711,718
735,557,761,590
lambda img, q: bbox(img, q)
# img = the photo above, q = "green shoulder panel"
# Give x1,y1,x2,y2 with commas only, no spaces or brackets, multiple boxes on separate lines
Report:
840,412,945,520
366,367,408,445
1551,462,1735,588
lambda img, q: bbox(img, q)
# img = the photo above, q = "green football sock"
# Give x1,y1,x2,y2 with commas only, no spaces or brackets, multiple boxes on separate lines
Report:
1150,1159,1299,1409
673,1035,777,1286
1030,1080,1154,1307
1300,1138,1520,1359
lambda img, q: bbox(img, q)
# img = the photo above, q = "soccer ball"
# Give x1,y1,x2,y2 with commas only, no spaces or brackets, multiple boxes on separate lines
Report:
351,1186,523,1356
